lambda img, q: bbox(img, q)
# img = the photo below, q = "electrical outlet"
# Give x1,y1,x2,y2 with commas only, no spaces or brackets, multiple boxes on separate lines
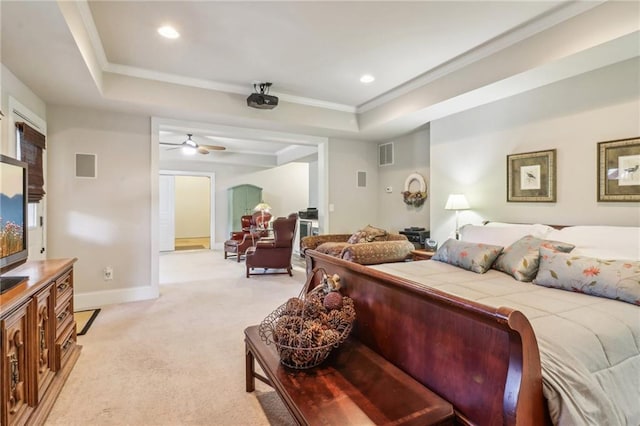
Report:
104,266,113,281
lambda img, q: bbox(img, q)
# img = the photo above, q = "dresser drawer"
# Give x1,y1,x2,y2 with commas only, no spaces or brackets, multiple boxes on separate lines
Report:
55,324,77,371
54,271,73,310
54,296,74,338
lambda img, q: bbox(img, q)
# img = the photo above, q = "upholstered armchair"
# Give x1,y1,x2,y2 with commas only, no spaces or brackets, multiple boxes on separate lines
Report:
224,212,272,262
245,213,298,277
229,215,253,240
300,225,415,265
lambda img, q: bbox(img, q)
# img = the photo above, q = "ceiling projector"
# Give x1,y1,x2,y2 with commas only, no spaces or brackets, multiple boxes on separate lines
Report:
247,82,278,110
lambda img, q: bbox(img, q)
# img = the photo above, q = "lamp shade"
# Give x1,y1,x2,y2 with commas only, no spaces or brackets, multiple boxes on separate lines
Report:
444,194,470,210
254,202,271,212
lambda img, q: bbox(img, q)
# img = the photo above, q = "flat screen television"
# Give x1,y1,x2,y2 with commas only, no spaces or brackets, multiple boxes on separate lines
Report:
0,154,28,276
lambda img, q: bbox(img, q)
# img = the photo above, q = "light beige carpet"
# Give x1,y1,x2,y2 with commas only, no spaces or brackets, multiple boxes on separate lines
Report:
46,250,302,425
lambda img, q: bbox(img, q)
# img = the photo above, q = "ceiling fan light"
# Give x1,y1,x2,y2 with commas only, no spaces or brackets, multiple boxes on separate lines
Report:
182,145,197,155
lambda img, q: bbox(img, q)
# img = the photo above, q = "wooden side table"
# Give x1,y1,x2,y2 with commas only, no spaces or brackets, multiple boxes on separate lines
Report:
411,249,435,261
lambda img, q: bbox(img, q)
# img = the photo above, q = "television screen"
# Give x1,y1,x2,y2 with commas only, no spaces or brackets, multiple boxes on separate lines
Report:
0,154,28,273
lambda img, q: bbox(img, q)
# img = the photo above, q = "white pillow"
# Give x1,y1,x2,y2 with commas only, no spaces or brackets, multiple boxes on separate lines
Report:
459,223,554,247
546,226,640,260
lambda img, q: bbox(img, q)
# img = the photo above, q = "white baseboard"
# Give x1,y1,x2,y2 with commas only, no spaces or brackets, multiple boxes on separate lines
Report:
74,285,159,311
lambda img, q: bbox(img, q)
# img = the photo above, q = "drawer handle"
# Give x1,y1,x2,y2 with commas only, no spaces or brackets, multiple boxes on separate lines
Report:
10,353,19,391
62,337,74,352
57,282,69,292
40,326,46,351
57,310,70,323
9,353,23,413
39,326,49,372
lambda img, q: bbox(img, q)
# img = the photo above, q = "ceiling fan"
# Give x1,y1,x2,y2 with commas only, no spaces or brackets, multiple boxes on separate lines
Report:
160,134,226,155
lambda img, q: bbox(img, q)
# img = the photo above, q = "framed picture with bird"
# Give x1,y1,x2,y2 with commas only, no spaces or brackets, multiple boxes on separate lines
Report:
598,137,640,202
507,149,556,202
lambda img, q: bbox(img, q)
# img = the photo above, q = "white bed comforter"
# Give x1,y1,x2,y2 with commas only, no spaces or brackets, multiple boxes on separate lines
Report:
371,260,640,426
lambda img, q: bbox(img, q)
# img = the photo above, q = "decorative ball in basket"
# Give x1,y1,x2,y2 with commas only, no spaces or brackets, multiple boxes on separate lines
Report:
259,268,356,369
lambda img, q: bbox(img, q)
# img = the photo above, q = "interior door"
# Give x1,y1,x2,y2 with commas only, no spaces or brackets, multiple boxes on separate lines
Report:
159,175,175,252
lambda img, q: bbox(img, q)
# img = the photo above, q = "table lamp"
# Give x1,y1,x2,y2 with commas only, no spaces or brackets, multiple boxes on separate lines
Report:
254,201,271,229
444,194,470,240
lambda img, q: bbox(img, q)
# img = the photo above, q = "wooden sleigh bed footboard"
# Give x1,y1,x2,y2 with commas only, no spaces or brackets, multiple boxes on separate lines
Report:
305,250,550,426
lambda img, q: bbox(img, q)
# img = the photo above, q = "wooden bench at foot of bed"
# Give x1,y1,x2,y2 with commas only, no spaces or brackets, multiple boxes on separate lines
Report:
245,325,454,425
303,250,550,426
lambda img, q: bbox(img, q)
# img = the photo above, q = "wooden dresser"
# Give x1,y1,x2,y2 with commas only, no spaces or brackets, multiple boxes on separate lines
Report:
0,259,81,426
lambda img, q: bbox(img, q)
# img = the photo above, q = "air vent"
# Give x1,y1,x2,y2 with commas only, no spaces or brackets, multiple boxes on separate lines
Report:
379,142,394,166
75,153,97,178
357,171,367,188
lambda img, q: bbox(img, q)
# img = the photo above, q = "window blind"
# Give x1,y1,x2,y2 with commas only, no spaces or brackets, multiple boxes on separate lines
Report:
16,122,46,203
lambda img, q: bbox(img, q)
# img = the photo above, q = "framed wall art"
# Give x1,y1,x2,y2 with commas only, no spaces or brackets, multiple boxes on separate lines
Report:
598,137,640,202
507,149,556,202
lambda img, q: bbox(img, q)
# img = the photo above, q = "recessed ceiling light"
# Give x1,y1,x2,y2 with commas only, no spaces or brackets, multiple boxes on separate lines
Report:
360,74,375,84
158,26,180,39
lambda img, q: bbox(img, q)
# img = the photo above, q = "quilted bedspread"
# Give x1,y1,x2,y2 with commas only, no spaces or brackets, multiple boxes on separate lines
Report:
371,260,640,426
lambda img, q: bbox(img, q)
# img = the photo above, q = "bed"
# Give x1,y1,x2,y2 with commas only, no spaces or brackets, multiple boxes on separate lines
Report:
304,223,639,425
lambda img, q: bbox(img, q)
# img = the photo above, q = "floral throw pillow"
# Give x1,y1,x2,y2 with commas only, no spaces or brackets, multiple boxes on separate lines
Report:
493,235,575,282
347,225,388,244
432,239,504,274
534,247,640,306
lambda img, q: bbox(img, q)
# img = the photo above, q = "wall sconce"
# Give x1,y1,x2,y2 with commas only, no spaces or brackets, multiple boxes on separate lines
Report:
444,194,470,240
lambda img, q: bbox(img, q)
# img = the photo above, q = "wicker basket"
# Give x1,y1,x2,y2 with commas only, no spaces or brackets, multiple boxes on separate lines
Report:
258,268,355,369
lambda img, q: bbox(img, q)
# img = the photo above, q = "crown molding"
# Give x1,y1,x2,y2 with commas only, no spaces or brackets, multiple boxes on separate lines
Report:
76,0,108,70
356,0,605,113
76,1,354,113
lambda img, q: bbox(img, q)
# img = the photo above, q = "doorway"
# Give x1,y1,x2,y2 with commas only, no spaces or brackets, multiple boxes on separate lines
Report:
175,175,210,249
159,171,216,252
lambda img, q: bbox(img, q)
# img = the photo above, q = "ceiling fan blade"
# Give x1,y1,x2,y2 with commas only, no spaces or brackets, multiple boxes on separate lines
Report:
161,136,223,154
200,144,226,151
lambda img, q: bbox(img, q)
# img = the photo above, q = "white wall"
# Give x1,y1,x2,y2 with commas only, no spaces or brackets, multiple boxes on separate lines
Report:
47,105,154,308
430,58,640,244
377,127,430,234
327,138,378,233
308,160,318,208
175,175,210,238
